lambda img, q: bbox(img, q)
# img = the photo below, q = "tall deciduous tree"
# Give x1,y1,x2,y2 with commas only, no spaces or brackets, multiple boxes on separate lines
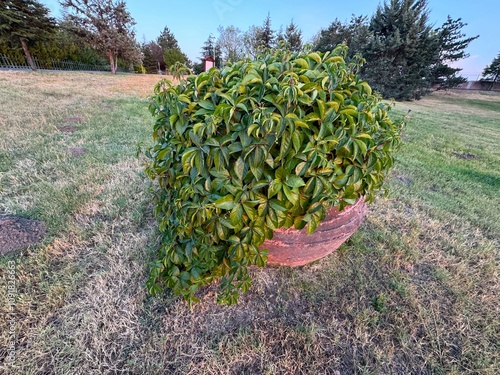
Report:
481,52,500,90
363,0,439,100
0,0,56,71
243,25,261,59
61,0,139,73
217,25,244,65
431,16,479,90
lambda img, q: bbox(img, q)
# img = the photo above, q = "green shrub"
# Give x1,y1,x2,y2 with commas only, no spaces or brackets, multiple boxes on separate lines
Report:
145,45,404,305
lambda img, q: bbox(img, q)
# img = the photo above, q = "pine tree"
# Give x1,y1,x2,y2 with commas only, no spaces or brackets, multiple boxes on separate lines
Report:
257,13,274,49
284,20,302,52
141,41,159,73
481,52,500,90
431,17,479,89
157,26,180,51
156,26,189,72
199,34,222,68
61,0,140,74
315,15,370,59
362,0,439,100
0,0,56,71
163,48,186,71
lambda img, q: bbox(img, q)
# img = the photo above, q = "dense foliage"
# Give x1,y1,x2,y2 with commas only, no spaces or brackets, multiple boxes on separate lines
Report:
315,0,478,99
481,52,500,86
61,0,140,73
145,46,404,305
0,0,56,70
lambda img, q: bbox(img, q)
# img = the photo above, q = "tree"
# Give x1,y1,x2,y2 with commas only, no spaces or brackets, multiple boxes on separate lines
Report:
481,52,500,90
315,15,370,60
217,25,244,65
157,26,179,51
243,25,261,59
0,0,56,71
141,40,160,73
284,20,302,52
199,34,222,68
163,48,186,72
362,0,439,100
155,26,189,72
256,13,274,49
61,0,140,74
431,17,479,90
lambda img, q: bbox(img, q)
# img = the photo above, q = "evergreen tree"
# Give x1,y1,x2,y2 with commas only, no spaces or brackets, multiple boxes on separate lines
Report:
257,13,274,49
61,0,140,73
431,17,479,90
141,41,159,73
156,26,189,72
157,26,180,51
0,0,56,71
362,0,439,100
199,34,222,68
284,20,302,52
163,48,186,72
481,52,500,90
315,15,370,60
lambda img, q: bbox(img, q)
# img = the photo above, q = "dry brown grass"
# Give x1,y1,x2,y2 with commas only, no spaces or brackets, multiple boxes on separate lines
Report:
0,72,498,374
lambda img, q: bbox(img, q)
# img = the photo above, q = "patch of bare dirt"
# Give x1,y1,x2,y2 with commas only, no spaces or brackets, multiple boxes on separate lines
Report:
452,151,477,160
68,147,87,157
57,125,77,133
0,215,47,255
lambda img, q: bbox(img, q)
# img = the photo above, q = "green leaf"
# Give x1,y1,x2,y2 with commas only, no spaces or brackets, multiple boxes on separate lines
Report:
283,185,299,205
230,205,243,226
198,100,215,111
285,175,306,188
268,180,282,198
269,199,287,212
234,157,245,181
214,194,235,210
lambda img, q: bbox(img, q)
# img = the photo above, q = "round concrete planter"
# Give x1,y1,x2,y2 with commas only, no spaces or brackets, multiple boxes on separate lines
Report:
261,198,368,267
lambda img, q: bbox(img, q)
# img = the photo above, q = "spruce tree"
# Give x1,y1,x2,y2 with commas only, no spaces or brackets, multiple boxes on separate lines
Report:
157,27,180,51
0,0,56,71
363,0,439,100
315,15,370,60
257,13,274,49
431,17,479,89
199,34,222,68
284,20,302,52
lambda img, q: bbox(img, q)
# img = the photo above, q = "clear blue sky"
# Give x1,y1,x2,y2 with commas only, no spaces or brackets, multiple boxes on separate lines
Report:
40,0,498,81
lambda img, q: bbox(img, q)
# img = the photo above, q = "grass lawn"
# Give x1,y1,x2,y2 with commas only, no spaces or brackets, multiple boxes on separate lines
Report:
0,70,498,374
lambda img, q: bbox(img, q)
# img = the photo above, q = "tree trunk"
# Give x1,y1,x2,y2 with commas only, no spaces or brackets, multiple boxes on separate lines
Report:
108,50,116,74
20,37,37,71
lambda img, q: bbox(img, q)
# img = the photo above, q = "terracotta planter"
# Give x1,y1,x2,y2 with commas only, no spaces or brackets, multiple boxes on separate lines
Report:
261,198,367,267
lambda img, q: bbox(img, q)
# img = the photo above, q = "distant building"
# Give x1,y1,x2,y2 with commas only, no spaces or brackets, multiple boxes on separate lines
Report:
203,56,215,72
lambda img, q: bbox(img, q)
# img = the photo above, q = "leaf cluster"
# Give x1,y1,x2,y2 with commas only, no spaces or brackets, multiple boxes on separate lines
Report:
145,46,404,305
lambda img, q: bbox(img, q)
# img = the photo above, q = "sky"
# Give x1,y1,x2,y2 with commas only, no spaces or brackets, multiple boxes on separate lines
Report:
40,0,499,81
